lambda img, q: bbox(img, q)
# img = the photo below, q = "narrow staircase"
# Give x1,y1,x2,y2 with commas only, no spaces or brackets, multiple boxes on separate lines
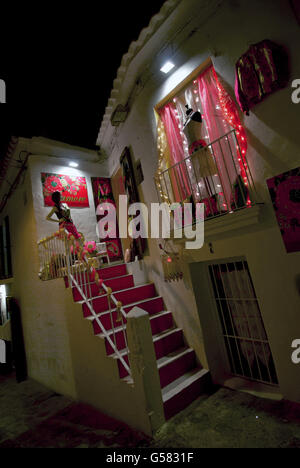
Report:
66,263,211,420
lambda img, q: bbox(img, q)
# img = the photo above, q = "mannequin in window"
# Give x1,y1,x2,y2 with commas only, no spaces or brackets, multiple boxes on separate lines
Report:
182,105,227,216
183,105,219,199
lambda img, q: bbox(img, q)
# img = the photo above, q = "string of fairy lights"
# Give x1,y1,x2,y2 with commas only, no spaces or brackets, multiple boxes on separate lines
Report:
156,118,170,203
212,69,250,195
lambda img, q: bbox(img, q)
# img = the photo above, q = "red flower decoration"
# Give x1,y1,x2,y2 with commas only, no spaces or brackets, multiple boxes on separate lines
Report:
44,175,63,194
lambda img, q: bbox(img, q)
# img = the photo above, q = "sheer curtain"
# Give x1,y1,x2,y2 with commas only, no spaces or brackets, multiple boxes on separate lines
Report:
159,103,191,202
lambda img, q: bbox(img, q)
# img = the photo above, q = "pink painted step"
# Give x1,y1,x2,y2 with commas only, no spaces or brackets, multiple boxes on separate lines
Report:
106,327,184,357
64,263,128,288
162,368,211,420
72,274,134,301
91,297,166,334
123,296,165,316
153,328,184,360
158,348,196,389
96,264,127,280
110,327,184,372
82,283,157,317
114,283,157,306
101,311,174,355
150,311,173,336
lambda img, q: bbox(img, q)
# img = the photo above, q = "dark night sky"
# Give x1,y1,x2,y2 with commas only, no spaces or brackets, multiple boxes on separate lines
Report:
0,1,166,155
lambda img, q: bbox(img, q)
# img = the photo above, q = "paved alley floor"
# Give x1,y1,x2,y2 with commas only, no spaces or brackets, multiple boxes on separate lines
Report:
1,372,300,448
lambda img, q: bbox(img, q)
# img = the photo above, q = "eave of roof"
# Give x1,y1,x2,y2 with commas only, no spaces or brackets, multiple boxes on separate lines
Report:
96,0,181,146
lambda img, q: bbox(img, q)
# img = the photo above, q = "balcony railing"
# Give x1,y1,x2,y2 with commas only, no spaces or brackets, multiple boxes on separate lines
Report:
156,129,258,221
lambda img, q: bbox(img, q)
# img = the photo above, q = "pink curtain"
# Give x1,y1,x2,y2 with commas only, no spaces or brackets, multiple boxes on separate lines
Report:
197,66,248,205
159,103,191,202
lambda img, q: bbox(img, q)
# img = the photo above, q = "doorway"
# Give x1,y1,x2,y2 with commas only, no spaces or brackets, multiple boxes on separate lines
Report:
208,259,278,385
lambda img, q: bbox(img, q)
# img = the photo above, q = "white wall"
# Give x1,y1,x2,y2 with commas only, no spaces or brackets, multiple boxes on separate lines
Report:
0,142,111,397
0,169,77,396
29,155,109,243
99,0,300,401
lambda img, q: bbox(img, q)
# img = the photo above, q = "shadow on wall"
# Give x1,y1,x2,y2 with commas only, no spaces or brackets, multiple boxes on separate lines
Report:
217,73,297,184
295,274,300,296
148,249,202,346
251,85,300,149
246,126,288,171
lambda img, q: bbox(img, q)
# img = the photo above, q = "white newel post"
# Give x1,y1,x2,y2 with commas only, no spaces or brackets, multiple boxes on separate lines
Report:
126,306,165,434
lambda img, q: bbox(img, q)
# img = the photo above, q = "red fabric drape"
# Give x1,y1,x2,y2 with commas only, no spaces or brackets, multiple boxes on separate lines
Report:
197,66,249,204
159,103,191,202
212,68,248,178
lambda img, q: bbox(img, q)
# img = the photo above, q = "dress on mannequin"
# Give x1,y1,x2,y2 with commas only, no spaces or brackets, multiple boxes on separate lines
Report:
182,106,218,197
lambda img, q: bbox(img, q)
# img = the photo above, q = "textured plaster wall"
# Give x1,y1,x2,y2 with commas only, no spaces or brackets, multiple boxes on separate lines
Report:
29,155,109,243
101,0,300,401
0,151,112,398
0,170,77,397
0,154,153,433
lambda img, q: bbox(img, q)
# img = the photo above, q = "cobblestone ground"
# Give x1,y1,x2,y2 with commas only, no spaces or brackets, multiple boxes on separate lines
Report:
1,372,300,448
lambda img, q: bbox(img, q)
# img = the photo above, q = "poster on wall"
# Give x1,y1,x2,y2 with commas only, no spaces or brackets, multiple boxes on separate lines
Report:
267,167,300,253
119,147,147,259
91,177,123,261
41,173,89,207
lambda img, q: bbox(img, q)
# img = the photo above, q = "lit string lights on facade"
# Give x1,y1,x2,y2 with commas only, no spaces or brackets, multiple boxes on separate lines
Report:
212,68,250,203
155,117,170,203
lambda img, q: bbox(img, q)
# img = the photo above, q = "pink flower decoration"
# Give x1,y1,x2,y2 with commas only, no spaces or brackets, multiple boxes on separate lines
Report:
84,241,96,254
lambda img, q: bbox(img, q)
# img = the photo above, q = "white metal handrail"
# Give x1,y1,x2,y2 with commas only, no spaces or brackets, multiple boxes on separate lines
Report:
37,229,131,377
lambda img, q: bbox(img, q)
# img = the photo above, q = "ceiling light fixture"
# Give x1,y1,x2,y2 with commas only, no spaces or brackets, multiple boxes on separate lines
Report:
160,61,175,74
69,162,78,168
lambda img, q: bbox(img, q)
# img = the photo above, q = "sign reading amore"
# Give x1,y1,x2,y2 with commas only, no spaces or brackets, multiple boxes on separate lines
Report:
41,173,89,208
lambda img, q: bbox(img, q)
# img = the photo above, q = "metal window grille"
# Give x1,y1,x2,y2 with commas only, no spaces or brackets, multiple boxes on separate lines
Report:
208,260,278,385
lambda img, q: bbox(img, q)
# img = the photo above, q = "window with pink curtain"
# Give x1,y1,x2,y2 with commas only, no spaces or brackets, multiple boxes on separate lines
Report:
158,65,249,210
159,103,191,202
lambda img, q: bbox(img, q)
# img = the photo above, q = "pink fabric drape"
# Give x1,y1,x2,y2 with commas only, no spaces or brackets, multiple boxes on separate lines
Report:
197,66,248,205
159,103,191,202
197,67,234,204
